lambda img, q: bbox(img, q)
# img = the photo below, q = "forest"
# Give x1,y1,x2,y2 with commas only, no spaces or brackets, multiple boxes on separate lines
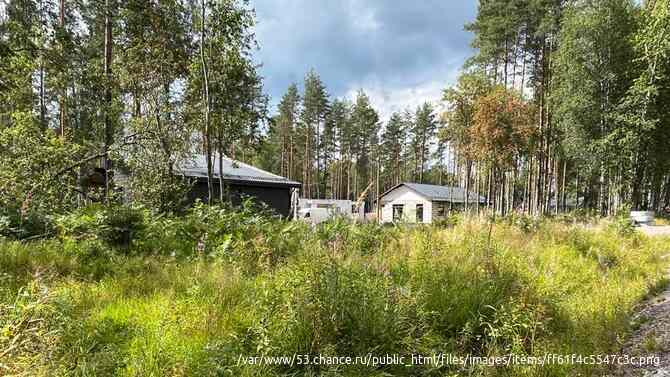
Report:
258,0,670,216
1,0,670,225
2,0,670,376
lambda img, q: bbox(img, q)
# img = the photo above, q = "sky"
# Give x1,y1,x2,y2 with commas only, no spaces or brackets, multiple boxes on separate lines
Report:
252,0,478,121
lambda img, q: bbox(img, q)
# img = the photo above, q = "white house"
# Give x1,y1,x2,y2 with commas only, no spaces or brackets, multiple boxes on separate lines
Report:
377,183,487,224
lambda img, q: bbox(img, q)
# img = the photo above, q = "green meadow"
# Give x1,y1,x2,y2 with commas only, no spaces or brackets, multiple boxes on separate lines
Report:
2,205,669,376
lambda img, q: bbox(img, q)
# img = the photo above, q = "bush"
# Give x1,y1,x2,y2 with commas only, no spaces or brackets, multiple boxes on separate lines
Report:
0,113,82,238
315,217,398,256
0,210,54,240
556,208,600,225
608,214,635,237
256,256,403,361
433,213,462,228
56,204,146,249
503,213,542,233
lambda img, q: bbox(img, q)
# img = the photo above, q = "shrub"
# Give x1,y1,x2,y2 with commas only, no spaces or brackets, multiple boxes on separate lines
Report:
608,214,635,237
100,205,146,248
0,210,55,240
433,213,462,228
556,208,600,225
56,204,146,249
503,213,542,233
246,255,407,375
315,217,399,257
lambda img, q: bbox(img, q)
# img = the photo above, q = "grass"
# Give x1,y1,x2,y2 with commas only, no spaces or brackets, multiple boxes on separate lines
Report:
642,333,664,353
1,207,670,376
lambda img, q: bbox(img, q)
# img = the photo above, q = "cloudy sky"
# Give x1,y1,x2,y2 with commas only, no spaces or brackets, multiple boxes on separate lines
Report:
252,0,478,121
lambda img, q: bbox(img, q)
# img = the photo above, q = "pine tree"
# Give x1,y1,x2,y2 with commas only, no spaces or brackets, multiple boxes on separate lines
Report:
275,84,301,180
411,102,438,183
300,70,328,198
380,112,406,188
350,90,379,202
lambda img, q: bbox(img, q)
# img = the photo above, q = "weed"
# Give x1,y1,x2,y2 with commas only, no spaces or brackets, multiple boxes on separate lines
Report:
0,212,668,376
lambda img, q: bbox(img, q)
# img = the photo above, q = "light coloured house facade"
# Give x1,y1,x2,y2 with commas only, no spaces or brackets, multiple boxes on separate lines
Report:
377,183,487,224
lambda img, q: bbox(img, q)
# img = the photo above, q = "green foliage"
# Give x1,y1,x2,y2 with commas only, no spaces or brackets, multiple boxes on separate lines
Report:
433,213,462,228
608,214,636,237
0,113,81,238
0,211,54,240
555,208,601,225
1,217,668,376
502,213,542,234
553,0,637,177
410,102,438,181
315,217,396,256
441,70,492,160
53,201,305,268
256,256,403,362
56,204,146,249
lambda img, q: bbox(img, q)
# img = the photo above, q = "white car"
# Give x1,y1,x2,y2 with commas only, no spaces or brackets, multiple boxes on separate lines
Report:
630,211,655,226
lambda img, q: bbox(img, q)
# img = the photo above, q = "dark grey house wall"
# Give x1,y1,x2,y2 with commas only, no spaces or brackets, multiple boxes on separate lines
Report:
188,180,294,217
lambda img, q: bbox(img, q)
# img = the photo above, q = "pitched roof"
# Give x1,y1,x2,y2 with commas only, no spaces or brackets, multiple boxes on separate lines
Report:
380,182,487,204
178,154,301,187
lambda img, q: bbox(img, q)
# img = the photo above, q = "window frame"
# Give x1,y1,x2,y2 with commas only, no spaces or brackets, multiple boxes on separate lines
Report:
392,204,404,221
416,204,424,223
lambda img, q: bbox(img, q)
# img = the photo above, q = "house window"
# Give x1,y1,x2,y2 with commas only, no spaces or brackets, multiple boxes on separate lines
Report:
416,204,424,223
392,204,404,221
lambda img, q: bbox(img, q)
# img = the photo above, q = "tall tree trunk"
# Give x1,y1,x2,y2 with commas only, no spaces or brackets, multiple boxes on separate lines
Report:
39,0,46,131
39,64,46,130
346,150,351,201
199,0,213,203
487,167,493,211
289,132,294,180
218,134,224,203
523,158,529,213
375,155,380,222
511,32,520,90
475,164,481,215
554,158,559,215
315,117,320,198
631,154,646,210
303,123,311,198
561,160,567,212
504,37,509,88
465,159,472,212
103,0,113,201
59,0,66,137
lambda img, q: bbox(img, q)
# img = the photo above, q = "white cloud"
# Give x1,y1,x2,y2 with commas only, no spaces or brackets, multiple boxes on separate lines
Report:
252,0,476,121
346,0,380,32
342,66,460,122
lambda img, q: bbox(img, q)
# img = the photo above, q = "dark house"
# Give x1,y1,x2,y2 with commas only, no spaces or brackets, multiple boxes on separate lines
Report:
179,155,301,217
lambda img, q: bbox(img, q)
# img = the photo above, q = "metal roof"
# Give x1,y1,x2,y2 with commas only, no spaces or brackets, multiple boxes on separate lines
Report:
178,154,301,187
380,182,487,204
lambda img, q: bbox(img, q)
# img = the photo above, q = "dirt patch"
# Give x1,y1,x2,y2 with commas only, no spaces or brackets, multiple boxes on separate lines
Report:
613,228,670,376
614,279,670,376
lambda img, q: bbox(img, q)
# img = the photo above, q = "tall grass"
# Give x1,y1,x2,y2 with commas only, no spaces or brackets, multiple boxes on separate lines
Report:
1,206,669,376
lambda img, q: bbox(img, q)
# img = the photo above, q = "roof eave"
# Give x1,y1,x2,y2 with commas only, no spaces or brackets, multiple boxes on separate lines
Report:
184,175,301,188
